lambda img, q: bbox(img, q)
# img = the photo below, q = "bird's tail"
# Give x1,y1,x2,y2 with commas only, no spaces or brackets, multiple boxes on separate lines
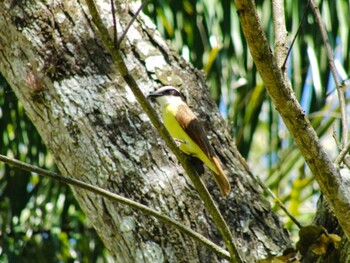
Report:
211,156,231,197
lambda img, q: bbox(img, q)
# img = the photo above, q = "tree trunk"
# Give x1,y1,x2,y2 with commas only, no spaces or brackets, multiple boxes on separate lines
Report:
0,1,290,262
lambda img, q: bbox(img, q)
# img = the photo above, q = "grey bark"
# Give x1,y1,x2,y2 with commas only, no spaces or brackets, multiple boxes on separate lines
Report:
0,1,290,262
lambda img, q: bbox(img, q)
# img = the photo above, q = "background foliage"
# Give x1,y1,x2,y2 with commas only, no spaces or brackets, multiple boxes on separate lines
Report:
0,75,110,262
0,0,349,261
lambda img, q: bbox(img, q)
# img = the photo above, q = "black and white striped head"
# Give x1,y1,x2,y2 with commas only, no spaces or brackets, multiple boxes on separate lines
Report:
147,86,185,105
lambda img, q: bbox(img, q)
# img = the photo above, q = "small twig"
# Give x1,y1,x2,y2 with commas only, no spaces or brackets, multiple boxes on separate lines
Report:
334,140,350,166
309,0,348,148
110,0,118,47
332,126,342,149
326,78,350,98
116,0,149,47
0,154,230,260
281,0,310,70
261,180,302,229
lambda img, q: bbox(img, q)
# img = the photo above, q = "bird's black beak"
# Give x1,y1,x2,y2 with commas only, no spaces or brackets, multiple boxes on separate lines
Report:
147,91,160,102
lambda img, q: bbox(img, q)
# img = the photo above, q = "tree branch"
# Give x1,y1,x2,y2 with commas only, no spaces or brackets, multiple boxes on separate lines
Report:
84,1,242,262
272,0,288,69
235,0,350,239
0,154,230,260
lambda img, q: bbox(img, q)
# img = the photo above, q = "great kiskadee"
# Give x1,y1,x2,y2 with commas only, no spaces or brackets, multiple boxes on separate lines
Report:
148,86,231,197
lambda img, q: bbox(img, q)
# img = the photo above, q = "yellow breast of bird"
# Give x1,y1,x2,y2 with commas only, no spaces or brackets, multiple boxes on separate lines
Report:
161,103,204,159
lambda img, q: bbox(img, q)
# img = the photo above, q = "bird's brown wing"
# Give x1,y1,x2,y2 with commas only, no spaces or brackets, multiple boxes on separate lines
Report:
175,104,215,158
175,104,231,197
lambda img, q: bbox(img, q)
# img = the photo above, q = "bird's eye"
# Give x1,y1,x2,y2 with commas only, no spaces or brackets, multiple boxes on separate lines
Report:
172,90,180,97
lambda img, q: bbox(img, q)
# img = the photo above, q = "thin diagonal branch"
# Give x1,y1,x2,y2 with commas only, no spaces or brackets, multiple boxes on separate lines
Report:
334,139,350,166
116,0,149,47
110,0,117,47
232,145,302,229
309,0,347,148
0,154,230,260
84,1,242,262
281,0,310,70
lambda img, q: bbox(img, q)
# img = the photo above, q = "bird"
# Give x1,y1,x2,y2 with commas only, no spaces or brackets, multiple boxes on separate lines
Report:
147,86,231,196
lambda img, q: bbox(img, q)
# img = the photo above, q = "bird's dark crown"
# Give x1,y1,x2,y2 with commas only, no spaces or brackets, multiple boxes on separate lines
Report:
148,86,185,100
